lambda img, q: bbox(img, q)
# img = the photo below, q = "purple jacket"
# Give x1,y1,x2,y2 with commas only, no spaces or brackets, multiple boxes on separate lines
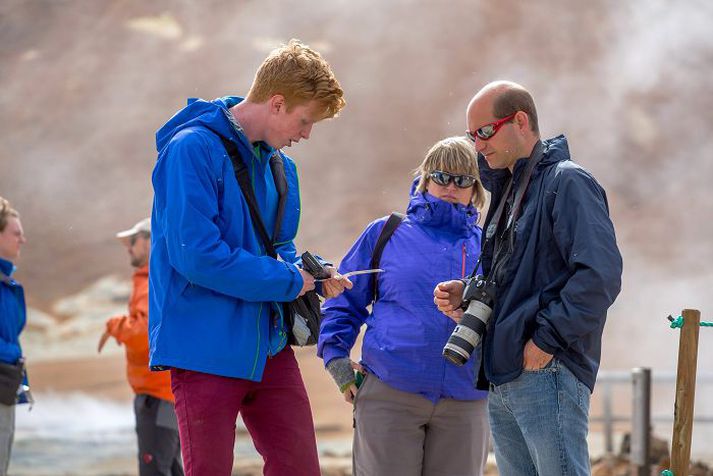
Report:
318,188,489,403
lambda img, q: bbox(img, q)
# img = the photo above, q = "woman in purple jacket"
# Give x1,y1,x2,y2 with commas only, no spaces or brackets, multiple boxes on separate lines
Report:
318,137,490,475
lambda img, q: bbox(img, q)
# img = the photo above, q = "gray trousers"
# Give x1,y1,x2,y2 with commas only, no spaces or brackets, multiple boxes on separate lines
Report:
134,394,183,476
353,374,489,476
0,404,13,476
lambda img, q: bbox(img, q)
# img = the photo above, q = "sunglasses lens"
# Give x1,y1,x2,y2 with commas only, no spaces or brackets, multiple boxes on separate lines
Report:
430,172,450,186
476,125,495,140
465,131,477,143
430,171,475,189
453,176,476,188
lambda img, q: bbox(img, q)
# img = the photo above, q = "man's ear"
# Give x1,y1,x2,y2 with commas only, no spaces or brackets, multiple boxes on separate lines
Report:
269,94,286,114
514,111,530,134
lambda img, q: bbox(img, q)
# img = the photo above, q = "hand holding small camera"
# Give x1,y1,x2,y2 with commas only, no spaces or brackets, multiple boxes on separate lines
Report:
297,268,316,297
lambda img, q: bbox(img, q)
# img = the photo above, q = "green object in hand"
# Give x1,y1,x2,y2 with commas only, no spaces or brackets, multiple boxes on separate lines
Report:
355,371,365,388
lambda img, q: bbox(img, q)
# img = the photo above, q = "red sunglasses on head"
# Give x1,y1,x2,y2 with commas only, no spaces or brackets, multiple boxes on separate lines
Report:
466,112,517,142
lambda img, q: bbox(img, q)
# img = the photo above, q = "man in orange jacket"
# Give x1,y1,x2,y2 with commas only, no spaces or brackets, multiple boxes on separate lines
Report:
98,218,183,476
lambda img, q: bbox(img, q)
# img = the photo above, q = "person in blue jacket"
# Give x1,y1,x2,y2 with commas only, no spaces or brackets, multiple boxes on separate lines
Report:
319,137,491,476
435,81,623,476
0,197,30,476
149,39,350,476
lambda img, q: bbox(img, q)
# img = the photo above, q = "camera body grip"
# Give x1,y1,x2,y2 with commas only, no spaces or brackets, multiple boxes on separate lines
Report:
301,251,331,279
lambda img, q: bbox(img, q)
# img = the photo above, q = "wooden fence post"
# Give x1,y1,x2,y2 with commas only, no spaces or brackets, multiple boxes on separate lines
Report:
670,308,701,475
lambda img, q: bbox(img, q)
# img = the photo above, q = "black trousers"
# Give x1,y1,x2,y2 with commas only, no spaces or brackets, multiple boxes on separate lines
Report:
134,394,184,476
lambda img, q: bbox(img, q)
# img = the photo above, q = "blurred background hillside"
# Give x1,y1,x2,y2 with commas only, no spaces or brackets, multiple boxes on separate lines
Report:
2,0,713,474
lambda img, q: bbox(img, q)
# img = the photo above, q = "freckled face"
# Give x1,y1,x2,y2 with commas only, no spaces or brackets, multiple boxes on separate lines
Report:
267,100,321,150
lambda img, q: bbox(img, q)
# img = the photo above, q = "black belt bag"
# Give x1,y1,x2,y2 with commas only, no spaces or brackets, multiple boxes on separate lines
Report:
0,360,23,406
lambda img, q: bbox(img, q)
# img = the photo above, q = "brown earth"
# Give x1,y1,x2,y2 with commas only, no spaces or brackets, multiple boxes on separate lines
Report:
27,347,503,475
27,348,352,432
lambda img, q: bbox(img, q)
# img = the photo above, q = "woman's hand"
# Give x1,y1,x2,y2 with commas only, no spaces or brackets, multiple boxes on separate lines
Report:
321,267,353,299
344,360,365,404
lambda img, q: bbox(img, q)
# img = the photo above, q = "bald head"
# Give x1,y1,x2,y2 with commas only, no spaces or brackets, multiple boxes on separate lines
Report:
468,81,539,135
466,81,541,171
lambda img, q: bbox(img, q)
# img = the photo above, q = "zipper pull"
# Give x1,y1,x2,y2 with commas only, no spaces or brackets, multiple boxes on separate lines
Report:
461,243,467,277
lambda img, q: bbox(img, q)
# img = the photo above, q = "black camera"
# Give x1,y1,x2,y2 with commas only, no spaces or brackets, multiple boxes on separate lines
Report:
442,275,496,366
301,251,331,279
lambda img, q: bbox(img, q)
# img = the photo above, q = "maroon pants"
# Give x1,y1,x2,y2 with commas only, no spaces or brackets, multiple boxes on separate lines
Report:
170,347,320,476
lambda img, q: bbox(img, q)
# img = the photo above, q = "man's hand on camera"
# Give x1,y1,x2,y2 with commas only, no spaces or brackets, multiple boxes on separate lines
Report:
434,280,465,314
443,308,465,324
321,266,353,299
298,268,316,296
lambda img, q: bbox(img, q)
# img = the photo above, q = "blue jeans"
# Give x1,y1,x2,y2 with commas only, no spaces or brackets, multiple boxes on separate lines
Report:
487,358,591,476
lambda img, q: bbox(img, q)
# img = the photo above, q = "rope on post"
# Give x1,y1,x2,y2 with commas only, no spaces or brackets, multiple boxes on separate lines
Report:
667,315,713,328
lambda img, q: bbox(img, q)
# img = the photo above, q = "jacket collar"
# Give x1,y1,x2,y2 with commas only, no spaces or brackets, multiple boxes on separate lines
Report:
134,264,148,278
512,135,571,180
0,257,15,278
407,191,480,237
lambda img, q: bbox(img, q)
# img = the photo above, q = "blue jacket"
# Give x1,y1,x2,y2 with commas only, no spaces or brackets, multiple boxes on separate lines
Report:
149,96,304,381
319,188,489,403
478,135,623,392
0,258,25,365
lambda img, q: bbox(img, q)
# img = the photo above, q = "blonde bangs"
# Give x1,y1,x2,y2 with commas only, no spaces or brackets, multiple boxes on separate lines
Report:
415,137,486,209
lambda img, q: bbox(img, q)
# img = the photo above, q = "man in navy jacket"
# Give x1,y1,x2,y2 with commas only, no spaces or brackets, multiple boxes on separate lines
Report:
435,81,623,476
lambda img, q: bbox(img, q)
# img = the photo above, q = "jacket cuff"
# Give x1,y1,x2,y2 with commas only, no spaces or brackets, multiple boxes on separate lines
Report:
284,262,304,300
321,347,349,367
532,328,561,355
105,316,123,336
326,357,355,392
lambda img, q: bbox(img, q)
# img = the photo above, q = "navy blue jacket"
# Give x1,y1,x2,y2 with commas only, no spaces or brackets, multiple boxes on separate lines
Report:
319,189,488,403
477,135,622,392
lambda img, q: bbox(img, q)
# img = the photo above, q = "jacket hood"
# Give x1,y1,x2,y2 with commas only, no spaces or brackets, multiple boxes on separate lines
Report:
407,177,480,236
540,134,570,166
156,96,245,153
512,134,571,177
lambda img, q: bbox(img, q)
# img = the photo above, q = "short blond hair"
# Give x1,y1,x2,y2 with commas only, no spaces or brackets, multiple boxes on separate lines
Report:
415,137,486,209
0,197,19,232
246,39,345,120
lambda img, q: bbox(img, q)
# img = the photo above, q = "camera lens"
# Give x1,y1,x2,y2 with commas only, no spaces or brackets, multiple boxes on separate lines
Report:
442,278,494,366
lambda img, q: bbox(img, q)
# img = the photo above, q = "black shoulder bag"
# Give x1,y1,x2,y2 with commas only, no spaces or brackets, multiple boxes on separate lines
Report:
219,137,322,347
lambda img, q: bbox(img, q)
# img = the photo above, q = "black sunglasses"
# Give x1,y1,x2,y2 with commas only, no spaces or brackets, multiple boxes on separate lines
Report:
428,171,477,188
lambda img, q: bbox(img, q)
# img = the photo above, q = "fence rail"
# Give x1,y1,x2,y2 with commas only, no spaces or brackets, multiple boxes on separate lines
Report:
592,370,713,456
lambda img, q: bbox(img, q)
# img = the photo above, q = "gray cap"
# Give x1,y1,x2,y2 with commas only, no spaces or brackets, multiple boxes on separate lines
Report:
116,217,150,243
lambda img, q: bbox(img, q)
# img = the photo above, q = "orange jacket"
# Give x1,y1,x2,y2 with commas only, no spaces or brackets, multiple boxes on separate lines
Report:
106,265,173,402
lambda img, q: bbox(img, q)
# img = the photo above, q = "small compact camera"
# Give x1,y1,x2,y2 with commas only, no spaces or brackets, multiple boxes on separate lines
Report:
301,251,331,280
442,275,496,366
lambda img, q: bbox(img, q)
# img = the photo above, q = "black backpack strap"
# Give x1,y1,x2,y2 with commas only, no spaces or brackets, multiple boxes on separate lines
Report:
369,212,405,302
268,152,288,244
219,136,277,258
